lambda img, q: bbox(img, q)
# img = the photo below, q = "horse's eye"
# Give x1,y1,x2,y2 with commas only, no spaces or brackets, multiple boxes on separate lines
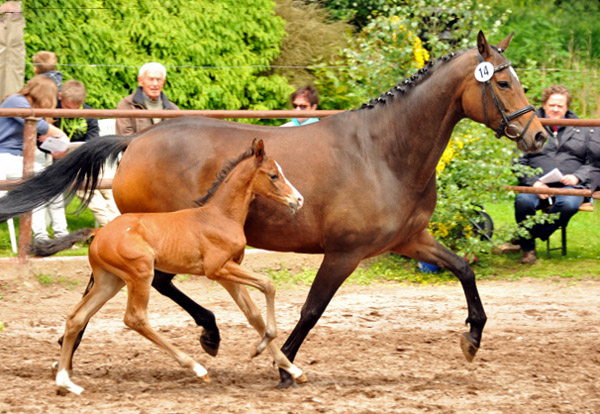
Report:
270,174,279,180
497,81,510,89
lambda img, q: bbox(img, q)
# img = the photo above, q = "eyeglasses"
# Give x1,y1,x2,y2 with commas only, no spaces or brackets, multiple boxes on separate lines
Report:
293,103,310,110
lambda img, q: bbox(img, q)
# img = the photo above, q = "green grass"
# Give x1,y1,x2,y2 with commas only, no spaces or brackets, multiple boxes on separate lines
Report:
479,199,600,280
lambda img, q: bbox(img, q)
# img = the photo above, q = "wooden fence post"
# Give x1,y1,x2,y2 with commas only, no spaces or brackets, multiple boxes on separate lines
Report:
17,117,38,264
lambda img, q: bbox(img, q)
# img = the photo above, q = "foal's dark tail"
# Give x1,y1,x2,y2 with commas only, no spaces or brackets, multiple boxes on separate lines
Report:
29,228,96,257
0,135,132,222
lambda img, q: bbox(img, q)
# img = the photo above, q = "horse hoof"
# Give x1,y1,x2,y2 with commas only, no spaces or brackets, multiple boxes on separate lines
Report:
200,329,220,357
276,377,298,390
295,373,308,384
460,332,479,362
199,374,210,384
50,361,58,378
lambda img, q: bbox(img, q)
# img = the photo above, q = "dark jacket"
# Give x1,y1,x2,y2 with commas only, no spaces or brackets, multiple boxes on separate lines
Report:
55,101,100,143
516,108,593,188
115,87,179,136
587,128,600,191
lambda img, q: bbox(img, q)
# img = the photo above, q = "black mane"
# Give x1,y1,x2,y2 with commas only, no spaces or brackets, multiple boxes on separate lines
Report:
356,49,468,111
194,144,256,206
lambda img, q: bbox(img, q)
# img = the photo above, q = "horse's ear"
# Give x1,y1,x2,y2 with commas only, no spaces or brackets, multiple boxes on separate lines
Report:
495,31,514,53
255,139,265,163
477,30,491,59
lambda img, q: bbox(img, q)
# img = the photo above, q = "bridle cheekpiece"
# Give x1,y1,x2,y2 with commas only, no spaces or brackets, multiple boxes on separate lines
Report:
477,50,536,140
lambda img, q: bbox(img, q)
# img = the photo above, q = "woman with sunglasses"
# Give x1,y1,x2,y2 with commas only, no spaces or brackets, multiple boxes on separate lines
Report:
281,85,320,127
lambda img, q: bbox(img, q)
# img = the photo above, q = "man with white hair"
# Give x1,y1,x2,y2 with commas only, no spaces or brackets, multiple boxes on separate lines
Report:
115,62,179,135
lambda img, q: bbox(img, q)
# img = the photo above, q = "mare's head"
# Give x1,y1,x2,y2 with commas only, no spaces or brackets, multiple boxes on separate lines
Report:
461,31,547,153
249,139,304,214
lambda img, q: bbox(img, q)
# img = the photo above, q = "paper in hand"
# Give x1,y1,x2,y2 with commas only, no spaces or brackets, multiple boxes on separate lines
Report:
40,136,70,153
539,168,563,184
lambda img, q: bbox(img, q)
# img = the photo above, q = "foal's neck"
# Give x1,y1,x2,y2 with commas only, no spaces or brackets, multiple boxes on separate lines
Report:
203,164,256,224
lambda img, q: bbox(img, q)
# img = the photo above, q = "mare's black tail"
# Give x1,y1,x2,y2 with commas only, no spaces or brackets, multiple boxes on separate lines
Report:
0,135,132,222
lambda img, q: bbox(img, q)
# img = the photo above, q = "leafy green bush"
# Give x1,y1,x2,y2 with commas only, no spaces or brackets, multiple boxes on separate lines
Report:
24,0,290,114
310,13,430,109
492,1,600,117
428,121,517,260
272,0,350,89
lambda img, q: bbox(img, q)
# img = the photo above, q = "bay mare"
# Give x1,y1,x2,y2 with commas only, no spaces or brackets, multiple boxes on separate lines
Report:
0,31,547,388
41,139,306,394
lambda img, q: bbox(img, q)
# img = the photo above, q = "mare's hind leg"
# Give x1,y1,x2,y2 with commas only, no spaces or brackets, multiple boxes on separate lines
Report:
55,268,124,395
123,273,210,384
393,229,487,362
217,280,306,384
151,270,220,356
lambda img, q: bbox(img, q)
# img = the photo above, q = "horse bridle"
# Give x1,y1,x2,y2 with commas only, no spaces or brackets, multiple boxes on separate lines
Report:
478,51,536,140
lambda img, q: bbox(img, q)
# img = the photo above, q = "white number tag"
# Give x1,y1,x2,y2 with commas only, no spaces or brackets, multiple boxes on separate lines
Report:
474,62,494,82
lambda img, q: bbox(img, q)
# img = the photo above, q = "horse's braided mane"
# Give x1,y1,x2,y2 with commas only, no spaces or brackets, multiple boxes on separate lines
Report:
194,143,256,206
355,49,469,111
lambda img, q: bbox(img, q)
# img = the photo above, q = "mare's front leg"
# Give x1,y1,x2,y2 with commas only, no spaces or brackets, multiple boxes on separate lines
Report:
278,252,363,388
151,269,221,356
394,229,487,362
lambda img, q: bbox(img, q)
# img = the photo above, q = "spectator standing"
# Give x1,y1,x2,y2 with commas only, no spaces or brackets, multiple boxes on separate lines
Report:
32,50,62,91
30,50,69,244
281,85,320,127
0,1,25,98
115,62,179,135
58,80,120,226
0,75,69,243
503,85,592,264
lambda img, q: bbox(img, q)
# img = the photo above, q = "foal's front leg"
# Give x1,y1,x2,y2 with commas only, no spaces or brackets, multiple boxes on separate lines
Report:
216,271,306,383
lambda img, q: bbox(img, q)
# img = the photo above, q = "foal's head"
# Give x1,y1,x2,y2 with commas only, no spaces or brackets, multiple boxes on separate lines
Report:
250,139,304,214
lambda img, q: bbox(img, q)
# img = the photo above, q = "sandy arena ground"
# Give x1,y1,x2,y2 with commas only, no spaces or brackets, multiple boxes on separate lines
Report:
0,251,599,413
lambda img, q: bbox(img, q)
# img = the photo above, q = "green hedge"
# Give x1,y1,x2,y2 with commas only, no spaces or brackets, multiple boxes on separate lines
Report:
23,0,292,114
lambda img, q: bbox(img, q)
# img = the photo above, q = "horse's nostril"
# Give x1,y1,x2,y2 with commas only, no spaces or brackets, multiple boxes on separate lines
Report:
535,132,547,143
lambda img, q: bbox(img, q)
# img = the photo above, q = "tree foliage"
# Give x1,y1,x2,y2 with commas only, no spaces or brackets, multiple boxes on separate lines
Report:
271,0,350,90
310,0,504,110
23,0,290,113
491,0,600,117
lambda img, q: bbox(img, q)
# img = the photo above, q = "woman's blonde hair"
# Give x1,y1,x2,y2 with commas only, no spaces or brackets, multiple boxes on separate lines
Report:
18,75,58,109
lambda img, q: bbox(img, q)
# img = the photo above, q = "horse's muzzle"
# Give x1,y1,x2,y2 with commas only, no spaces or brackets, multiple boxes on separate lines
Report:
288,196,304,214
519,130,547,153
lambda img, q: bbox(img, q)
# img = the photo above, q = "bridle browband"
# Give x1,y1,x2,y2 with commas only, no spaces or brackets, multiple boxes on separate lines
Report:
478,51,536,140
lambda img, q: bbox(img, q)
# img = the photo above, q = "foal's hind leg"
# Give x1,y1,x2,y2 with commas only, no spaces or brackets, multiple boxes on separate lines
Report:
122,273,210,384
151,270,221,356
55,268,124,395
56,272,95,375
216,274,305,383
393,229,487,362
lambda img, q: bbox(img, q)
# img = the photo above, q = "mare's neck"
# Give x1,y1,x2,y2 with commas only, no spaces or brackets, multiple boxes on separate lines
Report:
359,51,472,190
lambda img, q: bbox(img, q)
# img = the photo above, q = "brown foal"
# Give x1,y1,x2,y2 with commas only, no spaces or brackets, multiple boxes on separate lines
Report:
52,139,305,394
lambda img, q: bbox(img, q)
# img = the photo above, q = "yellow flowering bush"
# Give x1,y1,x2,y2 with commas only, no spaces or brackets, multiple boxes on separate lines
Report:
429,121,517,259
